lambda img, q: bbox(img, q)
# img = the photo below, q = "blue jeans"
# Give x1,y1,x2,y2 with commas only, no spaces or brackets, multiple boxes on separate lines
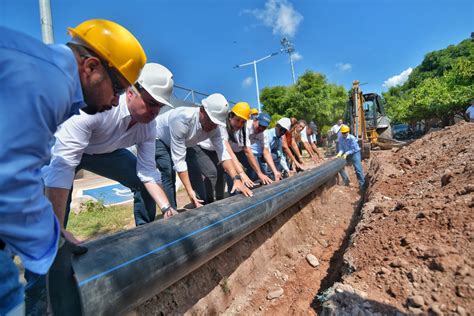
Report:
0,251,24,315
154,140,177,208
65,148,156,227
339,151,365,188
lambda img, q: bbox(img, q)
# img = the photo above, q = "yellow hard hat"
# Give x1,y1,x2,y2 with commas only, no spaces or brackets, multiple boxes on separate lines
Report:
250,108,258,115
340,125,350,133
68,19,147,85
231,102,251,120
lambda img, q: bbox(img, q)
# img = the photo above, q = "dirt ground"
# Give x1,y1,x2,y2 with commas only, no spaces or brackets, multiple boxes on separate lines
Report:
325,121,473,315
130,121,472,315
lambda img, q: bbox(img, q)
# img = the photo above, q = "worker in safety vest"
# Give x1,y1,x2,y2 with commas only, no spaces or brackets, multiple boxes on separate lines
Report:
0,19,146,315
336,125,366,191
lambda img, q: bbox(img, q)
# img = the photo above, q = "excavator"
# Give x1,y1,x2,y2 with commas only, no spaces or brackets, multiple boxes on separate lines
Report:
345,80,404,159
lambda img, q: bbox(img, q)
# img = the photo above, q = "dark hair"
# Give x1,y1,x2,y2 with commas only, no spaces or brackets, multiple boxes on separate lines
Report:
226,112,247,147
298,119,307,126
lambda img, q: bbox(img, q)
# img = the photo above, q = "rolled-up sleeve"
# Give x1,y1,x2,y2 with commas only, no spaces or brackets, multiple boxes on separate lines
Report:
42,113,95,189
136,136,161,183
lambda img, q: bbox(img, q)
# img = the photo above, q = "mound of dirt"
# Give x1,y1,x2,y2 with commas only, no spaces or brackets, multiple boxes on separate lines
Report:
322,121,473,315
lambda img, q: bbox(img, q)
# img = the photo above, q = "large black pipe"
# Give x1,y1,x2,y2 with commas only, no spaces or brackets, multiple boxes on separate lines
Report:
68,159,345,315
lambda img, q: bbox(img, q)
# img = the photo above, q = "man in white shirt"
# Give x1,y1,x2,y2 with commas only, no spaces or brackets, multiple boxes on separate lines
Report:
154,93,252,208
330,119,344,152
43,63,177,244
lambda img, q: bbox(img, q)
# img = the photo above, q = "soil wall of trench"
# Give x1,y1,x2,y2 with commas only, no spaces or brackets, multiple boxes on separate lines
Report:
130,166,363,315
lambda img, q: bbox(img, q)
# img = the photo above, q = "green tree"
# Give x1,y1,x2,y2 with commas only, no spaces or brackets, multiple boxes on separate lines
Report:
383,39,474,125
260,70,347,132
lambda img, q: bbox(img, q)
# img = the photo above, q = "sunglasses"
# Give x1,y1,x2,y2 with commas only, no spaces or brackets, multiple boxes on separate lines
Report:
80,53,127,96
134,83,165,108
101,60,128,96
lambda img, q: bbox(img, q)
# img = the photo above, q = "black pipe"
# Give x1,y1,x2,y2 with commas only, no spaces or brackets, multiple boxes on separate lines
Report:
66,159,345,315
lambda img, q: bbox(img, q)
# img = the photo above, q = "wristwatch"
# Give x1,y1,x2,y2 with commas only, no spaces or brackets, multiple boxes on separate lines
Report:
233,175,242,181
161,204,172,214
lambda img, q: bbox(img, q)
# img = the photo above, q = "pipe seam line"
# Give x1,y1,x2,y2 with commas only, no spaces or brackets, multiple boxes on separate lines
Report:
78,160,342,287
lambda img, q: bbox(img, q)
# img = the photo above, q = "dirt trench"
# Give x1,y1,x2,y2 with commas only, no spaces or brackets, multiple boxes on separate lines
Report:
131,121,473,316
131,165,363,315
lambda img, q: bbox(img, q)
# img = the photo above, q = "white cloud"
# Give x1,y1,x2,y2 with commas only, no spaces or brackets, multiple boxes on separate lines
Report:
336,62,352,72
242,76,254,88
383,67,413,88
291,51,303,62
245,0,303,37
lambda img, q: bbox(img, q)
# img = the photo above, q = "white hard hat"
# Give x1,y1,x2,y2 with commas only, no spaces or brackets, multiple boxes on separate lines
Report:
136,63,174,108
201,93,229,126
277,117,291,130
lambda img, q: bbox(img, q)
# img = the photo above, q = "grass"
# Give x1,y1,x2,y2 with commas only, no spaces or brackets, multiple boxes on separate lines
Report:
220,276,231,295
68,199,134,240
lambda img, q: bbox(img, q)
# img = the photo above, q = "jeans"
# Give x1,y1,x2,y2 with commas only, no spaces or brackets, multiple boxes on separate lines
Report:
65,148,156,227
339,151,365,188
24,270,47,316
154,140,177,208
0,251,24,315
188,146,224,204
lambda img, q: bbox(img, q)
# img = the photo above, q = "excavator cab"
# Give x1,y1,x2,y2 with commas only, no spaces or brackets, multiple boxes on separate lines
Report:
345,81,393,159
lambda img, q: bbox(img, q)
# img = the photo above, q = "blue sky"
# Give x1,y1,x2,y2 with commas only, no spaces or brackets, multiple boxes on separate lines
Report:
1,0,473,107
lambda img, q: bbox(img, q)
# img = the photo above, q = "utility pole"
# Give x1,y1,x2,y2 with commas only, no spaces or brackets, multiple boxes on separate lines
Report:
234,51,280,112
281,37,296,84
39,0,54,44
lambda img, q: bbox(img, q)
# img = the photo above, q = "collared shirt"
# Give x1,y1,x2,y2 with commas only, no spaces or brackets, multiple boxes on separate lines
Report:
43,94,160,189
338,134,361,155
155,107,231,172
0,26,85,274
262,128,289,171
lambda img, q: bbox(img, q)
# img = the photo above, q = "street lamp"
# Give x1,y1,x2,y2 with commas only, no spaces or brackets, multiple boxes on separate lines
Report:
281,37,296,84
234,51,281,112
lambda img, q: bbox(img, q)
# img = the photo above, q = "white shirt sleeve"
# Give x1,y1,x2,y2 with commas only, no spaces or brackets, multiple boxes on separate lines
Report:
300,127,308,142
263,130,271,149
136,135,161,184
169,114,191,173
211,127,231,162
43,112,98,189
